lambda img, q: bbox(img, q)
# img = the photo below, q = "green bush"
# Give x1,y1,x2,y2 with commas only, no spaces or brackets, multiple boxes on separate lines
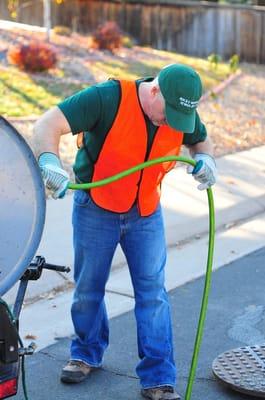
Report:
207,53,222,70
122,35,135,49
229,54,240,73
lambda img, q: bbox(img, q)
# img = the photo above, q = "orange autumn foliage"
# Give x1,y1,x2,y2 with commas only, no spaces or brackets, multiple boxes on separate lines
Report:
8,41,57,72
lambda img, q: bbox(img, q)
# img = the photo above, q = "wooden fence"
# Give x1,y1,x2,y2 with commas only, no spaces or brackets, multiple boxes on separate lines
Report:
0,0,265,63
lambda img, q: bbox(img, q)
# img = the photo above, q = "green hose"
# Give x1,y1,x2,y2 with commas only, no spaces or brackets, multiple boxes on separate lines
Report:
68,155,215,400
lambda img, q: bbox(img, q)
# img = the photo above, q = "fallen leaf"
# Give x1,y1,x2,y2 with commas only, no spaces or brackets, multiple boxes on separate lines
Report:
24,334,37,340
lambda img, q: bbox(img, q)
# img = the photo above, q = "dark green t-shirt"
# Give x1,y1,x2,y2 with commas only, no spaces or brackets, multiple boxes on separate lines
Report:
58,79,207,183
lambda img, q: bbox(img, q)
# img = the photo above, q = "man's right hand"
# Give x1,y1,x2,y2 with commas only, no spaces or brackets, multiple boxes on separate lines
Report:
38,152,69,199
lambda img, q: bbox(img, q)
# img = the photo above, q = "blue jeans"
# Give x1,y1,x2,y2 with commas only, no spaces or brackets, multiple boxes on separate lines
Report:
71,190,176,388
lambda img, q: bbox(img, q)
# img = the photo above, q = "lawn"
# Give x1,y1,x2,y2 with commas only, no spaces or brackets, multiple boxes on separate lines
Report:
0,29,232,118
0,66,87,117
84,50,230,89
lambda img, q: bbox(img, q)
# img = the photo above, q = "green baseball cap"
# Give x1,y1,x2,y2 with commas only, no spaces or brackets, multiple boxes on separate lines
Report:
158,64,202,133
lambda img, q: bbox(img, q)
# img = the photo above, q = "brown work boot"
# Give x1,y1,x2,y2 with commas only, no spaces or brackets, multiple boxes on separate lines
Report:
141,386,181,400
60,360,93,383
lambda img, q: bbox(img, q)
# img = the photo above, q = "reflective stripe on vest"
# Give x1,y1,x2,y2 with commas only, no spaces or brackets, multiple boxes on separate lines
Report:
90,80,183,216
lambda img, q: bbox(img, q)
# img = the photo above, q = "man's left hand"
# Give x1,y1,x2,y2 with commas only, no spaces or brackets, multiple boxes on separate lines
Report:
187,153,217,190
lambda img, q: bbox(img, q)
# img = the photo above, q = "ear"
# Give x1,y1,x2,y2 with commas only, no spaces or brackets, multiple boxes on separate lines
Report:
150,83,160,97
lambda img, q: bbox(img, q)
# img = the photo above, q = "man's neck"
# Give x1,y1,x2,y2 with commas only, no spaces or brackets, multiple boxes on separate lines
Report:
138,81,150,115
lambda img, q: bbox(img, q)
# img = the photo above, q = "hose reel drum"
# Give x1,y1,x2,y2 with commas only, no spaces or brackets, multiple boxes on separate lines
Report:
0,116,46,297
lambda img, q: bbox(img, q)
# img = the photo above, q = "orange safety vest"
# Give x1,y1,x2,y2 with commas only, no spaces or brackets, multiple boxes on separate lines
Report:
90,80,184,216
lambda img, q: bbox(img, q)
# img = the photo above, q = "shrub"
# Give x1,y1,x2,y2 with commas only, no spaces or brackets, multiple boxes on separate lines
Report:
229,54,240,73
122,35,135,49
53,25,72,37
7,41,57,72
8,0,19,19
207,53,222,70
92,21,122,52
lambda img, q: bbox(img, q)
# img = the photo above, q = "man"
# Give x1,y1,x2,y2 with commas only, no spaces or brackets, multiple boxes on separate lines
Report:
34,64,217,400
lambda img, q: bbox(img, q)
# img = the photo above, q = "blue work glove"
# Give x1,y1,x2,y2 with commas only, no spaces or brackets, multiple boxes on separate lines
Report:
38,152,69,199
187,153,217,190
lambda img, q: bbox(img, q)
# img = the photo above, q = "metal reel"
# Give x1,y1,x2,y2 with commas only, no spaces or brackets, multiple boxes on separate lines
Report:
0,117,46,296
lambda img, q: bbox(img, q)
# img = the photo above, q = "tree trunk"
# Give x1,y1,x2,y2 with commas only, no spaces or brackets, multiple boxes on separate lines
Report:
43,0,51,42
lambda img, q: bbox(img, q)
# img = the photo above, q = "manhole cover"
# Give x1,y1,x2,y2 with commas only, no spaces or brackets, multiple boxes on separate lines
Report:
213,345,265,398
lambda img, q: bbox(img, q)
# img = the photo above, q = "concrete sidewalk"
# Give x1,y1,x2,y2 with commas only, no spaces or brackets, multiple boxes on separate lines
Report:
2,145,265,351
